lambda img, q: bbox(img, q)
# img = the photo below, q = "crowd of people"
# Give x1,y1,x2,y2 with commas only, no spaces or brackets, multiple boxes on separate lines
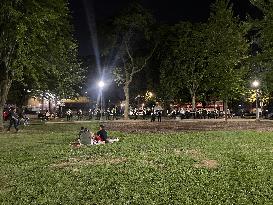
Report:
168,108,233,119
65,107,120,121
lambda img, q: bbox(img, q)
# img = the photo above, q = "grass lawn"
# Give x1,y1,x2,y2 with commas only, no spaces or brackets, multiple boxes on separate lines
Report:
1,122,273,204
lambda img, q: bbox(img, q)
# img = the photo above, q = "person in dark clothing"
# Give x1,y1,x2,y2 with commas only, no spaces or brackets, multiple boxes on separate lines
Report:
96,109,101,120
95,124,108,142
157,110,162,122
151,112,156,122
7,107,19,132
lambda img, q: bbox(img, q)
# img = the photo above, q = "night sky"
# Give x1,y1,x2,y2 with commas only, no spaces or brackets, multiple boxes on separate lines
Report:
69,0,259,56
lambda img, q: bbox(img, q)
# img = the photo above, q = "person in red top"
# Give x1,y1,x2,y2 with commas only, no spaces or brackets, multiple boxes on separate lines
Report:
3,110,8,121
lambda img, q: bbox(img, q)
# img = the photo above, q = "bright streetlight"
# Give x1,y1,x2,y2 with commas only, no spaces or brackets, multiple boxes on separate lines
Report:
252,80,260,88
252,80,260,121
98,81,105,89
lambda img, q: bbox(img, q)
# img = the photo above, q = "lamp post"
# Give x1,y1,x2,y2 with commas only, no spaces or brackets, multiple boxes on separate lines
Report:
98,81,105,121
252,80,260,121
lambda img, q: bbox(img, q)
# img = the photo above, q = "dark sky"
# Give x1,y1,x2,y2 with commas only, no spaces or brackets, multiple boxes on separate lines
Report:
69,0,259,56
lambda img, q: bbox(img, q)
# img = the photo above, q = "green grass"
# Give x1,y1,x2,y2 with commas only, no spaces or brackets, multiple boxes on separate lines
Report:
1,123,273,204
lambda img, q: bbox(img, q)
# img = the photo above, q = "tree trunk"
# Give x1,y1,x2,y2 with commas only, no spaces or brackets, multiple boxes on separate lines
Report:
41,92,45,112
224,99,228,122
192,94,196,111
0,78,12,131
123,84,130,120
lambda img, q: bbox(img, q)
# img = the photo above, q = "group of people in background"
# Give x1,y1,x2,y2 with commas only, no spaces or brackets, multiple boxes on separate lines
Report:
65,107,120,121
168,108,231,119
64,106,164,122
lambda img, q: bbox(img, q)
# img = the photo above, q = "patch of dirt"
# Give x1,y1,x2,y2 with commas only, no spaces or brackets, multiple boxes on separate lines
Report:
140,159,166,170
50,156,127,169
174,149,182,155
104,120,273,133
185,149,204,160
184,149,219,169
0,175,11,194
194,159,219,169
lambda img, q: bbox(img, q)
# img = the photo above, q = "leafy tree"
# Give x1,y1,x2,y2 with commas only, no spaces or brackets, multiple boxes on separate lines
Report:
205,0,250,120
249,0,273,100
160,22,209,111
112,3,157,119
0,0,85,129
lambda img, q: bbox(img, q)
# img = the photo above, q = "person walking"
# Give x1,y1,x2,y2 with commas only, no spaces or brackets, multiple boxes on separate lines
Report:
7,107,19,132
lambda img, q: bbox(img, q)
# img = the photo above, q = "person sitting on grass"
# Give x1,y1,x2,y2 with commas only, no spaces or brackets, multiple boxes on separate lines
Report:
94,125,119,144
71,127,93,147
71,125,119,147
94,124,108,143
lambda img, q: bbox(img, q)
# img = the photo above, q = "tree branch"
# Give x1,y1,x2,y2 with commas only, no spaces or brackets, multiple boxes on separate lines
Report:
125,41,134,66
131,42,158,79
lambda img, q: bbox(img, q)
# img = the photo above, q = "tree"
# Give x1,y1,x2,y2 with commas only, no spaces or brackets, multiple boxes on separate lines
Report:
0,0,85,129
112,3,157,120
160,22,209,111
249,0,273,97
206,0,250,121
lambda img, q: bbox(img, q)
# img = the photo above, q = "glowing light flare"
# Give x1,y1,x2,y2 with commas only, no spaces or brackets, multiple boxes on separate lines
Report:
98,81,105,88
252,80,260,88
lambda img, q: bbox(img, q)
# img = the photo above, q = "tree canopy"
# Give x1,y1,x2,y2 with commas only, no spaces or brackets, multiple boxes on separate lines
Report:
0,0,85,129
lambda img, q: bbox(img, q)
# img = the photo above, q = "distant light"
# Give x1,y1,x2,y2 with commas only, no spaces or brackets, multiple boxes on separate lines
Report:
98,81,105,88
252,80,260,88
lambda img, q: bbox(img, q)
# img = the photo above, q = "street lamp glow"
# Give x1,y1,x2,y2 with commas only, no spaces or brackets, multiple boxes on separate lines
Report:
98,81,105,88
252,80,260,88
252,80,260,121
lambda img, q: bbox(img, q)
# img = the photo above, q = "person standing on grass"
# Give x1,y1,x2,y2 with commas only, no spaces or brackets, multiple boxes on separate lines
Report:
7,107,19,132
157,110,162,122
77,109,83,120
45,110,50,121
66,109,72,121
